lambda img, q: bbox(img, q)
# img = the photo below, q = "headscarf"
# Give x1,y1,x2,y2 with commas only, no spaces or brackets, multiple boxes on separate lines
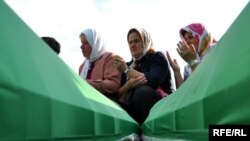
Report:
127,28,154,68
179,23,216,58
180,23,216,80
79,28,107,79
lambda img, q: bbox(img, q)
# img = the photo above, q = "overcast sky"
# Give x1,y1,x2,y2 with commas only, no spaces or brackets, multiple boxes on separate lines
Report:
4,0,249,88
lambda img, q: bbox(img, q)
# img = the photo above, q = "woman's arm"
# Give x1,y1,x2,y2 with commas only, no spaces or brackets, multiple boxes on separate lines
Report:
118,76,147,99
166,51,184,88
88,53,121,95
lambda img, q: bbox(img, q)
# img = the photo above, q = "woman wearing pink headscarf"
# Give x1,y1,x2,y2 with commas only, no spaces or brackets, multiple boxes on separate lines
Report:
167,23,216,88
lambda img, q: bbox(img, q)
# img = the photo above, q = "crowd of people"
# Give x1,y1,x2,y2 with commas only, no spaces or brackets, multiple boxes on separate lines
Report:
42,23,216,127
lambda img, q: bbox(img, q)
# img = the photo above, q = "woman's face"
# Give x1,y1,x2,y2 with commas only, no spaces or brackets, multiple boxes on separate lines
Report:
80,34,92,59
183,32,199,50
128,32,143,59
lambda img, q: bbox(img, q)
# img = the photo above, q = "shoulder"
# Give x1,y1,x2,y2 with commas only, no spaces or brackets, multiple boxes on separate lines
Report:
144,51,167,66
150,51,167,61
98,52,115,62
155,51,166,57
102,52,115,58
96,52,113,60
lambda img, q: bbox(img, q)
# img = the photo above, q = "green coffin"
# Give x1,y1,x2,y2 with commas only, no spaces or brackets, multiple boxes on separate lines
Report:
0,1,139,140
142,2,250,141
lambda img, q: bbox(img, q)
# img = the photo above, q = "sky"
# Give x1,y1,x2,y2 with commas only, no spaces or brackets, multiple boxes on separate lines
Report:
4,0,249,88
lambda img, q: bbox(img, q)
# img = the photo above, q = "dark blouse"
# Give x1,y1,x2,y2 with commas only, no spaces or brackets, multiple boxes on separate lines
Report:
121,51,174,94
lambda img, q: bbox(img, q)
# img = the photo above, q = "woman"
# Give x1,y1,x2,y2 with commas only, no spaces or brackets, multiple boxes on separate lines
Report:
167,23,216,88
113,28,174,125
79,28,121,98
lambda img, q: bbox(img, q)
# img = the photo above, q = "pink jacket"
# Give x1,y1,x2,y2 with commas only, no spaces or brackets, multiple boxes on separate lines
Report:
79,52,121,96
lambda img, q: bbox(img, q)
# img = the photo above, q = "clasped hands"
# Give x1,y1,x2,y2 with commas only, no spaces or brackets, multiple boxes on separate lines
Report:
113,55,147,89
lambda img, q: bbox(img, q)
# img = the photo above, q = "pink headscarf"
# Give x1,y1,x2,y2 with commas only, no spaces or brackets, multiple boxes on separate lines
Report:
179,23,216,58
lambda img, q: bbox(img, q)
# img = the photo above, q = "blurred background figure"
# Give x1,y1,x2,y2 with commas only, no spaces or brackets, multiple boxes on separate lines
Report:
41,36,61,55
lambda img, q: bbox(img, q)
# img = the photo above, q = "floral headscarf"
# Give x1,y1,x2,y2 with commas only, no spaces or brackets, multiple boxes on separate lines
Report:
179,23,216,58
79,28,107,79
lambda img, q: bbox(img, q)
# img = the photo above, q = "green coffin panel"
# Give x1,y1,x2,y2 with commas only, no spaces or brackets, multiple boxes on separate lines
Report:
142,2,250,141
0,1,139,140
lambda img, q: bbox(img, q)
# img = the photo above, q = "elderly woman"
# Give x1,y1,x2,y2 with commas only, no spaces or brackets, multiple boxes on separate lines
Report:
167,23,217,88
79,28,121,99
113,28,174,125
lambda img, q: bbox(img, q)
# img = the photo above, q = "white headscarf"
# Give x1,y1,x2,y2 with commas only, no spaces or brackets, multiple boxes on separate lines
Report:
79,28,107,79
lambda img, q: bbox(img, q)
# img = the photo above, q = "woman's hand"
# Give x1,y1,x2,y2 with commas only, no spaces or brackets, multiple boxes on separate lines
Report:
176,40,197,63
126,76,147,89
113,55,127,73
166,51,180,73
118,75,147,99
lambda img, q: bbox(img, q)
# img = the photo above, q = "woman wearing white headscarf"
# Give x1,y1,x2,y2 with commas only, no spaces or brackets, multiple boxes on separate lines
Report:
113,28,174,125
79,28,121,98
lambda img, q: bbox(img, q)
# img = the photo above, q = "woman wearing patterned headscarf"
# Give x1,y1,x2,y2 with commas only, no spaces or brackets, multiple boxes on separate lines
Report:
79,28,121,98
167,23,216,88
113,28,174,125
